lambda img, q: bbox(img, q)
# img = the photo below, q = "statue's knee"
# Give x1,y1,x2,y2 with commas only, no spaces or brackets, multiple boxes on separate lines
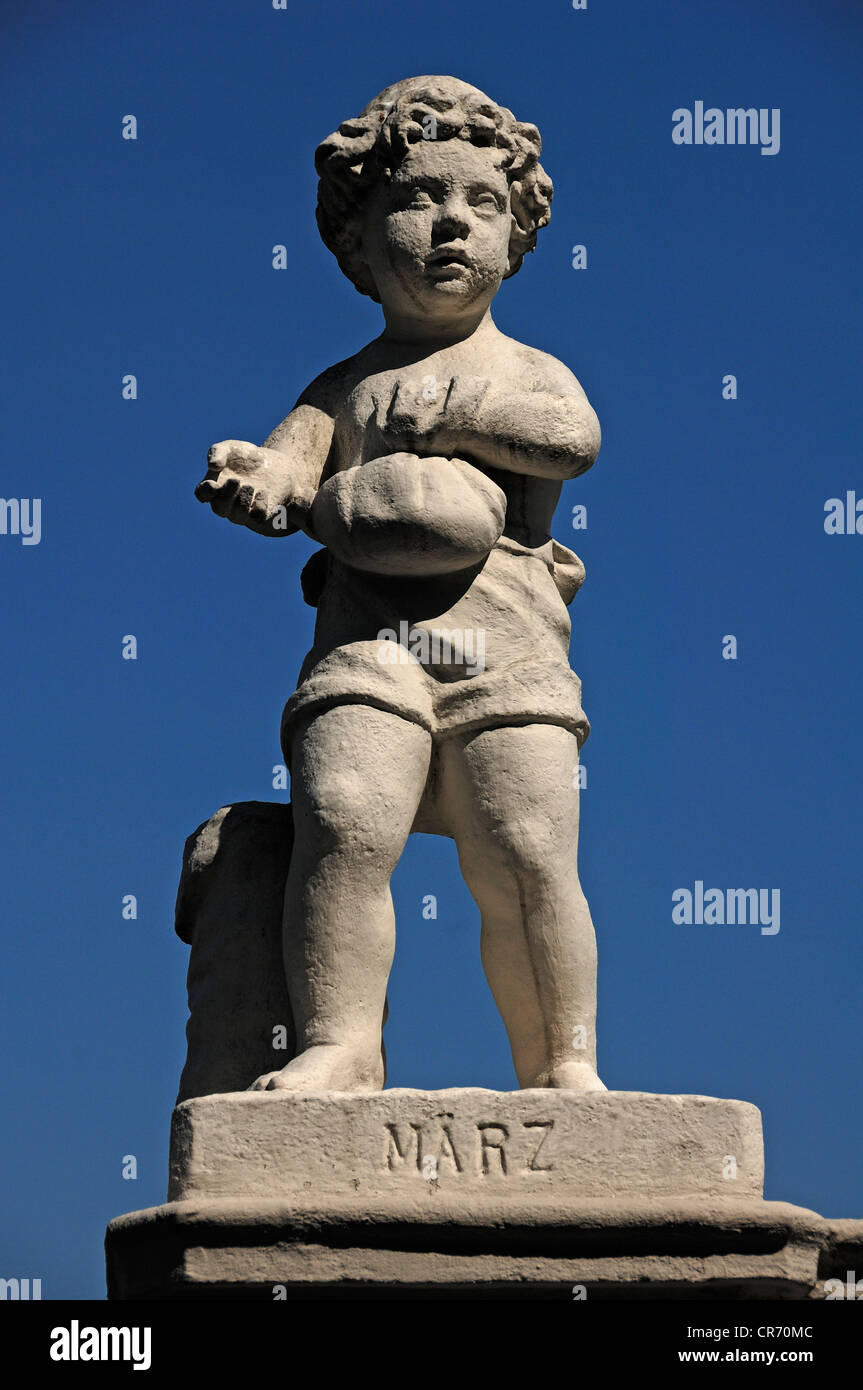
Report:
293,794,402,868
468,822,578,904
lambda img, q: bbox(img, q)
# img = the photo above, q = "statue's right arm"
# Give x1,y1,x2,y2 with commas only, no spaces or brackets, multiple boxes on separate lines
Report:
261,395,337,508
195,380,336,538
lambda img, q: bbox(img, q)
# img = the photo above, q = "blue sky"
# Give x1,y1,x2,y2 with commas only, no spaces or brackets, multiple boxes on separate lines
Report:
1,0,861,1298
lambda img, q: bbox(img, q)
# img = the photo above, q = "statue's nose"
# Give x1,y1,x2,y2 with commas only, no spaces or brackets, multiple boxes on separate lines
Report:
433,201,470,241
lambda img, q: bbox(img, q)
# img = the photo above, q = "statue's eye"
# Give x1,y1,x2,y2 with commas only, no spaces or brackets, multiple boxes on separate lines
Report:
471,191,503,213
392,184,434,210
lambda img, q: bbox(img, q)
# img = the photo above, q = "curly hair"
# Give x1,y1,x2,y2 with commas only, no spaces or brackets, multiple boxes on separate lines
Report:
315,76,553,302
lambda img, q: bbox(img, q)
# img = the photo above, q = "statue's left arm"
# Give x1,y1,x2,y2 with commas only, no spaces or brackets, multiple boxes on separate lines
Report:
383,367,600,482
444,375,600,481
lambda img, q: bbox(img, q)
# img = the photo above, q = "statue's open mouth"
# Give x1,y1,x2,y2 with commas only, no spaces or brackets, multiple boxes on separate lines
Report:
428,247,470,268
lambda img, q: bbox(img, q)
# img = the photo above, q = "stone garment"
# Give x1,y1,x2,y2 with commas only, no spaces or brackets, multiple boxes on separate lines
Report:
282,533,590,774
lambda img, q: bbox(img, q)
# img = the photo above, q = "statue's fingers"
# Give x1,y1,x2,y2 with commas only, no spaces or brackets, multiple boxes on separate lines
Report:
225,482,257,525
193,475,223,503
208,475,242,517
386,379,403,419
386,400,420,436
248,492,287,535
207,439,250,464
373,391,393,437
386,380,418,432
206,441,232,469
246,490,273,525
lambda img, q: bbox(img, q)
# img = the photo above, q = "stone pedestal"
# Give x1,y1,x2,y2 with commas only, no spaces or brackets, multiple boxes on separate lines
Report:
107,806,859,1299
106,1088,856,1298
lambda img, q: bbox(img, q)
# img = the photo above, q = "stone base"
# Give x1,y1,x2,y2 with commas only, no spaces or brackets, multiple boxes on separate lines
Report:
167,1088,765,1205
107,1195,848,1299
106,1089,860,1299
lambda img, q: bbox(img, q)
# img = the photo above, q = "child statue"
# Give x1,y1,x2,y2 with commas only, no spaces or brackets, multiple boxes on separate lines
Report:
195,76,604,1094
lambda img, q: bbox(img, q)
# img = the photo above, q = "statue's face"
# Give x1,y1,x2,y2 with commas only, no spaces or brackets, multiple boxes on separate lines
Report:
361,139,511,323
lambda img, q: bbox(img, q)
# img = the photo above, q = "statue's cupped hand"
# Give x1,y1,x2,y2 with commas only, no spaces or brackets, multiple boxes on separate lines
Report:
310,453,507,577
195,441,314,536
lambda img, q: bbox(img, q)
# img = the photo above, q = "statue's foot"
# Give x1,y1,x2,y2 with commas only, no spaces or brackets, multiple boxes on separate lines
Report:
529,1060,607,1092
248,1043,385,1094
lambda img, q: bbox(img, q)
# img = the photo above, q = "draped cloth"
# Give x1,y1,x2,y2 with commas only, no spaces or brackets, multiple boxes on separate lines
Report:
281,533,589,758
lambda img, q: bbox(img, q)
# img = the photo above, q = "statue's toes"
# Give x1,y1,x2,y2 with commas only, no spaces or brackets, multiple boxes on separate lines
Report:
247,1072,277,1091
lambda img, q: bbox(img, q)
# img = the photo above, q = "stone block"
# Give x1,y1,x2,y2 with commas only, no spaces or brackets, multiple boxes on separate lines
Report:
174,802,293,1101
168,1087,764,1206
105,1195,828,1300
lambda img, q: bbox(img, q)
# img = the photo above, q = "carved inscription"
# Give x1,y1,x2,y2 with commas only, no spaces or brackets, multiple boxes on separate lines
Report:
478,1123,508,1174
384,1115,555,1177
523,1119,554,1172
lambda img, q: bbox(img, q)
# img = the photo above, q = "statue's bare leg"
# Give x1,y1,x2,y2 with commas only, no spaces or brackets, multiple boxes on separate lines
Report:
250,704,431,1092
438,723,605,1091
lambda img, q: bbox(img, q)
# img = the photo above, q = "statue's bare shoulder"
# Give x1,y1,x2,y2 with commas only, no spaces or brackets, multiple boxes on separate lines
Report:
294,356,362,415
495,332,594,402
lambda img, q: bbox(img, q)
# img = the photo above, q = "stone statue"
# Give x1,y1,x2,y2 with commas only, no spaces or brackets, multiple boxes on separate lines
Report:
194,75,603,1095
107,74,857,1304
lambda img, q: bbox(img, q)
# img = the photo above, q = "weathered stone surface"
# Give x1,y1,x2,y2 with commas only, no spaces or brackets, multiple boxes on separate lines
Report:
310,452,508,576
107,76,859,1305
105,1196,828,1300
815,1219,863,1298
168,1089,764,1204
175,802,294,1102
193,76,605,1097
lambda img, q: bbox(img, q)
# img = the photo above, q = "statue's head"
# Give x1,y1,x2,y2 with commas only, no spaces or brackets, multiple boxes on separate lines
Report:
315,76,553,321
